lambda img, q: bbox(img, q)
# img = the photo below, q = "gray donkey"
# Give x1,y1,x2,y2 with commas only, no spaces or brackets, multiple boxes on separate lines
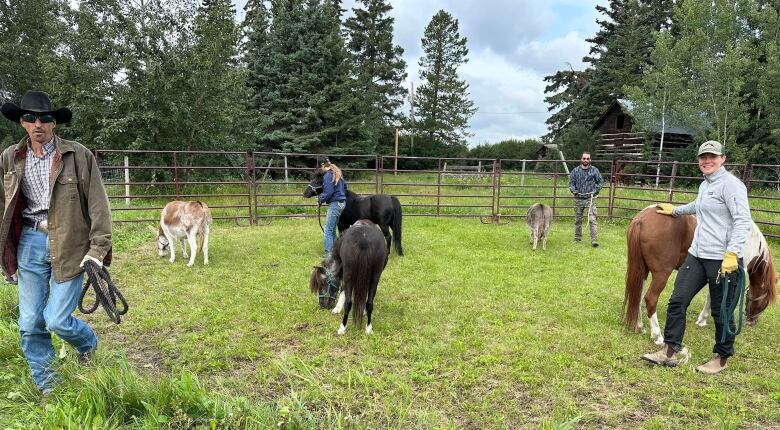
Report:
525,203,553,251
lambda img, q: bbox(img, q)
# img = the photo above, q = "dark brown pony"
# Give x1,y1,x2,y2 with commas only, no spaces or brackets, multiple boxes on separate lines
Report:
309,220,389,335
624,206,777,344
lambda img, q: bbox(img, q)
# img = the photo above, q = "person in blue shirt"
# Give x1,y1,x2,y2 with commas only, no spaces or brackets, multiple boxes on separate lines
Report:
317,156,347,256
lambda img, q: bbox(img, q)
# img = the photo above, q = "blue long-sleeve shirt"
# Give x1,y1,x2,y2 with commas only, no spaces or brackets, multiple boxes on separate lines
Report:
568,165,604,197
318,170,346,204
673,166,751,259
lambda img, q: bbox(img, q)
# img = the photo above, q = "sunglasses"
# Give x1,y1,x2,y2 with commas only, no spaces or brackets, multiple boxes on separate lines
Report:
21,113,55,124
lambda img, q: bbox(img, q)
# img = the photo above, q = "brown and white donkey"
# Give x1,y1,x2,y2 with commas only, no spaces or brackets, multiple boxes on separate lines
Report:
155,201,212,266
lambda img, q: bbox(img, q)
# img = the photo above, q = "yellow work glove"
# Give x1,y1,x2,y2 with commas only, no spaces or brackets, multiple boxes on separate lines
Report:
721,251,738,274
655,203,675,216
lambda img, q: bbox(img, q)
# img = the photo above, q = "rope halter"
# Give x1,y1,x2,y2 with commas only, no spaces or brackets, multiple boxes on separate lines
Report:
319,269,341,302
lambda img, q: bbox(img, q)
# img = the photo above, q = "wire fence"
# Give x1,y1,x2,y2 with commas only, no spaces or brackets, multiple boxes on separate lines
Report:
95,150,780,239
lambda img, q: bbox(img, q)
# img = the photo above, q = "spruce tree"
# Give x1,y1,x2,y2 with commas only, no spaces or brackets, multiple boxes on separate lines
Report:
245,0,365,153
344,0,407,152
416,10,476,146
543,0,674,142
0,0,71,145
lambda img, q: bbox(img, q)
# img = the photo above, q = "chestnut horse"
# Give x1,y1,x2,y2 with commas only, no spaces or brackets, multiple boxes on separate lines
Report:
624,206,777,345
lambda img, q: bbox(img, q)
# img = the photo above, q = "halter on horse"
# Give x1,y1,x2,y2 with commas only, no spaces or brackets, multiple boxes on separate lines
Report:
309,220,388,335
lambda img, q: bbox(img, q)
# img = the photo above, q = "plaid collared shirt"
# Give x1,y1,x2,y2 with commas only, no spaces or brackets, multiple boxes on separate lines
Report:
21,137,56,223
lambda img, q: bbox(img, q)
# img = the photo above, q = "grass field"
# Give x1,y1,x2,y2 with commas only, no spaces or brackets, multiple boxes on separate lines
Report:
0,216,778,429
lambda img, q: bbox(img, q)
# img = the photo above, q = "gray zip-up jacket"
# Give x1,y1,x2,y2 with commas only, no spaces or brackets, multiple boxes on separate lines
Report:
672,166,751,259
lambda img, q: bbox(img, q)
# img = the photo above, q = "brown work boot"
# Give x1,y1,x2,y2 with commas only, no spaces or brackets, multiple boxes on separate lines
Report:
695,354,728,375
641,345,689,367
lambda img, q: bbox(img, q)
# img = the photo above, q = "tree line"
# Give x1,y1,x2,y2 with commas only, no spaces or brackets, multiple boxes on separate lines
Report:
544,0,780,166
0,0,481,161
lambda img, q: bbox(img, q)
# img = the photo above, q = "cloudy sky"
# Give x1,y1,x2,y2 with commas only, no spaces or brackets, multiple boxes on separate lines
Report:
233,0,608,146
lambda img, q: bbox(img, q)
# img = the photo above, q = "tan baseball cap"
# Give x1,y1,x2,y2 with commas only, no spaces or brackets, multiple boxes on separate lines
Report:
697,140,723,156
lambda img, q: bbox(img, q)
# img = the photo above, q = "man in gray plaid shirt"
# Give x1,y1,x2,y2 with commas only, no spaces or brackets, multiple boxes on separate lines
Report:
1,91,112,397
568,151,604,247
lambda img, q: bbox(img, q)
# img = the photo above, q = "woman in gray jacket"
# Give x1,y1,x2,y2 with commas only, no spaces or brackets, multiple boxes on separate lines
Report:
641,140,751,375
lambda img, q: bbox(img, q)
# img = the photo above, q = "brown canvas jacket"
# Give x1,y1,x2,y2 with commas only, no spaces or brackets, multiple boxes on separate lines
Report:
0,136,112,283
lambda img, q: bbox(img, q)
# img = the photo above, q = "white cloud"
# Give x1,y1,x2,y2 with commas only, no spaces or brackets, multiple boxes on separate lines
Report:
512,31,592,75
232,0,609,145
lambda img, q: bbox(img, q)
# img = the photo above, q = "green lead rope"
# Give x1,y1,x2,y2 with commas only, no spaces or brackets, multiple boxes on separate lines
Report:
719,265,746,343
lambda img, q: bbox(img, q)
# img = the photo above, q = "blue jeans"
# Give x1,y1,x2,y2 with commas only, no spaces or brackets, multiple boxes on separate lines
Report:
323,201,345,253
17,227,97,392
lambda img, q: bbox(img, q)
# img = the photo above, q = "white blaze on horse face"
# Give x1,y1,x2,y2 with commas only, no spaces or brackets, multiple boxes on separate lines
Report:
650,313,664,345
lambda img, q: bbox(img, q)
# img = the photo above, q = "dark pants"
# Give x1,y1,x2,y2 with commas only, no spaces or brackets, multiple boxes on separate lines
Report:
664,253,741,358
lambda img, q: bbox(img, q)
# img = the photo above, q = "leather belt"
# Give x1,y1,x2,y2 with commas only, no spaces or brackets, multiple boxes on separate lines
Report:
22,218,48,234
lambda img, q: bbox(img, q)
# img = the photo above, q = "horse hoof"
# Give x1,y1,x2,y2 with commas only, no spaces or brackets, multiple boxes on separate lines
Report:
168,259,175,264
695,320,707,327
654,338,665,346
365,325,373,334
331,308,341,315
337,325,346,335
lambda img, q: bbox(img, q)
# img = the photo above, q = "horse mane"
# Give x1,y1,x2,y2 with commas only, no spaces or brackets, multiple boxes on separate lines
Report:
309,266,325,294
750,246,778,305
765,248,778,304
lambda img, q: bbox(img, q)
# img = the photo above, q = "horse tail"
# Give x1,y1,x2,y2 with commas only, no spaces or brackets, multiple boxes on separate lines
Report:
391,196,403,256
624,218,648,330
351,249,373,326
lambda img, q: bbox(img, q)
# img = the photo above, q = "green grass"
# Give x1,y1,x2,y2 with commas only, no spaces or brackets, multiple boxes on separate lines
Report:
1,217,779,428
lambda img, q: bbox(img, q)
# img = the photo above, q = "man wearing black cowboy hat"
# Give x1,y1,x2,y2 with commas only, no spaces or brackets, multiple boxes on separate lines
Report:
0,91,112,395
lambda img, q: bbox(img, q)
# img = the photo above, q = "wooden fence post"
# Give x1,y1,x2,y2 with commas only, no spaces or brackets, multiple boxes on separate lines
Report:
668,161,678,202
608,160,615,219
124,155,130,206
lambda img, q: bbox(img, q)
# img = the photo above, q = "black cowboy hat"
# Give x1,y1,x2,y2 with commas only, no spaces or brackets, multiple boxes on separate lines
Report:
1,91,72,124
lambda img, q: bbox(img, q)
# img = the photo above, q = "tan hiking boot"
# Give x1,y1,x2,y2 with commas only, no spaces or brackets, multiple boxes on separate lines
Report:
695,355,728,374
641,346,689,367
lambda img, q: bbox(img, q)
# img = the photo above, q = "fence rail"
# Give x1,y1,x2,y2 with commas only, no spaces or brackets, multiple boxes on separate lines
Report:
94,151,780,239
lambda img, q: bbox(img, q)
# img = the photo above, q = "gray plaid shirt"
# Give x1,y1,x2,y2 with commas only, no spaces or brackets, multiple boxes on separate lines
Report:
21,138,56,223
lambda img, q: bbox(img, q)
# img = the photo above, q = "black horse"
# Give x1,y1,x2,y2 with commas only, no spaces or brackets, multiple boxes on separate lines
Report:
303,170,404,256
309,220,389,335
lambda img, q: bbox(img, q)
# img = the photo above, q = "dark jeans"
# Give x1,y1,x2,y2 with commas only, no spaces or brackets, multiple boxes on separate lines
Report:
664,253,741,358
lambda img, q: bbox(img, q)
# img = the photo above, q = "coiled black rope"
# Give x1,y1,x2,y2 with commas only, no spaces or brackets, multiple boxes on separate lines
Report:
79,260,128,324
